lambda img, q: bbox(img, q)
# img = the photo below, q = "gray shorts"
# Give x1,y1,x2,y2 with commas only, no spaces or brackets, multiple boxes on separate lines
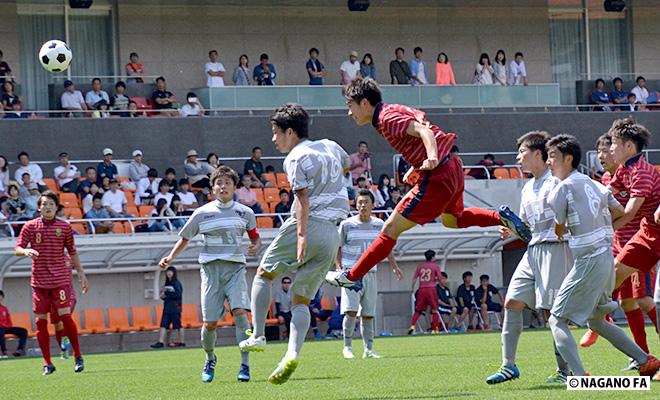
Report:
200,260,250,322
506,241,572,310
261,217,340,300
551,249,615,327
341,271,378,317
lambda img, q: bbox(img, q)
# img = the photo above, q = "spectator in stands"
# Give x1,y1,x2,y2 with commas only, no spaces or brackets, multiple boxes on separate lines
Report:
625,93,638,111
253,53,276,86
19,173,31,193
273,189,291,228
19,181,39,218
124,100,145,118
360,53,376,81
0,50,12,85
151,76,177,115
349,141,372,183
236,175,263,214
53,152,80,192
356,176,369,190
102,179,128,218
474,274,503,330
435,52,456,86
275,277,293,338
5,184,28,221
630,75,648,104
179,92,204,117
152,266,184,348
492,50,507,86
0,290,28,357
0,155,9,197
456,271,477,329
305,48,325,86
78,167,99,195
97,148,118,185
101,176,111,192
591,78,611,111
82,183,101,214
163,168,178,193
468,154,503,180
205,50,225,88
309,289,332,339
175,178,198,214
610,77,628,109
129,149,149,182
437,271,459,332
409,46,428,85
243,146,270,188
232,54,251,86
397,157,410,187
149,198,179,232
135,168,159,206
110,81,130,113
383,187,401,211
14,151,46,192
60,80,88,117
474,53,494,85
92,99,110,119
3,100,27,119
154,179,174,207
508,52,527,86
125,52,144,83
205,153,221,174
184,150,210,189
85,77,110,110
389,47,412,85
2,81,18,111
340,51,362,85
373,174,393,209
84,194,113,234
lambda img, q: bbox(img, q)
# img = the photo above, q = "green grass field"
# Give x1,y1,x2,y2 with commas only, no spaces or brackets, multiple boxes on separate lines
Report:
2,327,659,399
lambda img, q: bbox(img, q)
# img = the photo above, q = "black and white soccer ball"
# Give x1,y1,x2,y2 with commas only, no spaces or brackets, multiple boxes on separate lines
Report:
39,40,72,73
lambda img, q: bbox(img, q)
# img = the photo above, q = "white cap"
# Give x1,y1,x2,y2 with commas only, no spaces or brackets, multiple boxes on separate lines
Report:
103,148,113,156
132,149,143,157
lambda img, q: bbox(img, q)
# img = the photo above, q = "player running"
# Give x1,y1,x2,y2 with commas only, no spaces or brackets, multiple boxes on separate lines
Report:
159,166,261,383
408,250,443,334
485,131,572,385
544,134,659,378
326,77,530,289
239,103,351,385
15,191,88,375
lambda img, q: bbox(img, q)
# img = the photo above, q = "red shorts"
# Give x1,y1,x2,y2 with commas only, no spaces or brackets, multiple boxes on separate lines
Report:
618,271,656,300
396,156,464,225
616,219,660,273
33,285,73,316
50,298,77,324
415,287,439,312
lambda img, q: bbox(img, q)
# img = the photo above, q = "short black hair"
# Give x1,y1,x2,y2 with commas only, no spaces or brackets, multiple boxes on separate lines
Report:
91,77,101,84
517,130,551,161
413,46,422,54
38,190,60,208
309,47,319,55
86,166,96,172
483,153,495,161
211,165,239,187
391,187,400,193
395,47,404,54
209,49,218,56
129,52,138,58
343,77,382,106
612,77,622,84
462,271,473,280
156,76,166,83
636,75,645,83
480,274,489,281
270,103,309,139
281,276,291,283
93,193,103,201
424,249,436,261
437,52,449,63
260,53,269,61
59,152,68,158
186,92,197,99
595,78,605,86
515,52,524,58
356,176,367,184
252,147,262,153
158,179,170,189
18,151,29,160
21,172,29,178
440,271,448,279
178,178,189,186
279,189,289,196
607,117,651,152
0,289,4,297
147,168,158,178
359,141,368,147
595,133,612,149
165,168,176,175
547,134,582,169
357,189,375,203
115,81,126,89
450,145,459,154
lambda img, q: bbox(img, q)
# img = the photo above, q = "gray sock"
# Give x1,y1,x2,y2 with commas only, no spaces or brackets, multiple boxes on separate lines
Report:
549,315,585,376
553,340,569,373
234,313,250,366
201,326,216,360
501,308,523,367
588,318,648,365
287,303,310,359
360,318,375,351
250,274,272,337
343,315,356,348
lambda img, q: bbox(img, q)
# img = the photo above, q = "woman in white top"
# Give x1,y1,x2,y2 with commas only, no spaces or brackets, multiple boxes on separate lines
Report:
372,174,393,209
232,54,251,86
492,49,507,86
0,155,9,196
474,53,494,85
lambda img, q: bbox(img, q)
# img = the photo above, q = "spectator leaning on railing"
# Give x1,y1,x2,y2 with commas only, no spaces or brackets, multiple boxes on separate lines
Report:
591,78,611,111
179,92,204,117
493,50,507,86
610,77,628,110
474,53,494,85
151,76,177,115
14,151,46,192
53,152,80,193
2,81,19,111
110,81,130,112
630,76,649,104
435,52,456,86
508,52,527,86
306,47,326,86
409,46,427,86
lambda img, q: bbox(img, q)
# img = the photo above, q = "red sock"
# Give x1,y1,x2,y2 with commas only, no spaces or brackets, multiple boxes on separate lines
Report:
624,308,649,353
60,314,82,358
54,328,63,347
35,319,52,365
347,233,396,281
431,313,440,331
456,208,501,228
411,312,421,327
647,307,658,333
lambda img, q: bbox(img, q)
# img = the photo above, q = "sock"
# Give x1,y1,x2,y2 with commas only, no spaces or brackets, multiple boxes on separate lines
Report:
287,304,310,359
553,340,570,373
588,318,648,365
60,314,81,358
624,308,649,353
200,326,216,360
360,318,375,351
549,315,585,376
250,274,272,337
411,312,421,327
35,319,52,365
55,328,63,348
343,315,356,347
431,313,440,331
501,308,523,367
234,313,250,366
456,208,501,229
647,306,658,334
347,233,396,281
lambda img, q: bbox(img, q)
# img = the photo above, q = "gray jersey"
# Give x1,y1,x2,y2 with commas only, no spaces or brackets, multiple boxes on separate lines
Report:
179,200,256,264
547,171,618,259
284,139,350,223
339,215,384,272
519,169,564,245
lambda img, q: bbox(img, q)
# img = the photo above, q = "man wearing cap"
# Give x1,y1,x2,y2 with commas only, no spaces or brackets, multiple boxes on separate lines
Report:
97,148,118,186
129,150,150,182
60,80,87,117
53,152,81,193
340,51,362,85
184,150,210,189
85,78,110,110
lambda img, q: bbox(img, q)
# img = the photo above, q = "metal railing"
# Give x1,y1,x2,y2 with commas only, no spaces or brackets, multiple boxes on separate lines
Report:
392,153,523,182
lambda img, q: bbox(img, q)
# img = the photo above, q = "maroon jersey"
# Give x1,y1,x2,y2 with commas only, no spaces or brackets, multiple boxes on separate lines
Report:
413,261,442,288
373,103,457,169
602,171,642,253
16,217,77,289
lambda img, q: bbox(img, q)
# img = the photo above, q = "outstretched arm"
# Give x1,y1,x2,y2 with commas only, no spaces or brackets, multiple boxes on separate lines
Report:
159,238,189,268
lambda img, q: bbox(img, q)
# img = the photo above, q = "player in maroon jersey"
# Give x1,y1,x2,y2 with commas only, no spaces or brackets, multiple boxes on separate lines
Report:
15,191,88,375
408,250,443,334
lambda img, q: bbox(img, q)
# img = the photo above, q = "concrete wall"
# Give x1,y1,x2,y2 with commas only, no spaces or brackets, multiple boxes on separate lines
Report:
632,3,660,78
0,2,19,82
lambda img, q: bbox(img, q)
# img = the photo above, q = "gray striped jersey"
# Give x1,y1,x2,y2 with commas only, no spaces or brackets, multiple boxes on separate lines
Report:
339,215,384,272
179,200,256,264
519,169,565,245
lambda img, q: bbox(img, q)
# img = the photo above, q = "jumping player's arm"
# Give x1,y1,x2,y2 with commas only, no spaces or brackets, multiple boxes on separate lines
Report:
387,252,403,280
405,120,439,170
294,188,309,264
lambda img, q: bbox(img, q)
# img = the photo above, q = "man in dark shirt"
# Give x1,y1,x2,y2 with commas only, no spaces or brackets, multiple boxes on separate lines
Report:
163,168,178,193
0,50,11,85
273,189,291,228
610,77,628,110
151,76,177,115
389,47,412,85
244,147,270,188
474,274,504,330
590,78,611,111
436,272,459,332
96,148,118,185
306,48,326,86
456,271,477,329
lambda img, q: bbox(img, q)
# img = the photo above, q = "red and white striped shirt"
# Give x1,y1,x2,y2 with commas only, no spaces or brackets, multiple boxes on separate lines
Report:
602,172,642,254
373,103,457,169
16,217,78,289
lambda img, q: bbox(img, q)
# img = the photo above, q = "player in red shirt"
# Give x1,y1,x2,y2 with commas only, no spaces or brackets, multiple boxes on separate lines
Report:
15,191,89,375
408,250,443,334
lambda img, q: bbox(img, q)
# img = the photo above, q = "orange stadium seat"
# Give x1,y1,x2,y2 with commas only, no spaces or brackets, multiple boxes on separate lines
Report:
59,192,80,208
182,304,202,328
258,200,271,214
257,217,274,229
82,308,111,334
261,172,277,187
275,173,290,189
509,168,522,179
71,222,88,235
251,188,265,203
43,178,59,193
112,222,126,234
139,205,154,217
126,206,139,217
124,191,136,207
263,187,279,204
130,306,159,331
11,312,34,337
493,168,510,180
107,307,132,333
655,165,660,173
63,207,83,219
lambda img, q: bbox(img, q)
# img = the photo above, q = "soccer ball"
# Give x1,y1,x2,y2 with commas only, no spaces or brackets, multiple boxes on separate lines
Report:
39,40,72,73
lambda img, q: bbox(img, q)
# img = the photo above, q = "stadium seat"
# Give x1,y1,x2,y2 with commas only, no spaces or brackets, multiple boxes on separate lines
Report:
43,178,59,193
263,187,280,204
130,306,159,331
321,296,337,311
139,205,154,217
655,165,660,173
257,217,273,229
71,222,88,235
124,191,136,207
258,200,271,214
60,192,80,208
63,207,83,219
126,206,139,217
275,173,290,189
10,312,34,337
251,188,265,203
132,96,150,110
82,308,111,334
117,176,135,192
112,222,126,234
493,168,510,180
261,172,277,187
181,304,202,328
107,307,132,333
509,168,522,179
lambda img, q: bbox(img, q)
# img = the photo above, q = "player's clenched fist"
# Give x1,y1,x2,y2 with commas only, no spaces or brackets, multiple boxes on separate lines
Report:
159,256,173,269
420,158,439,170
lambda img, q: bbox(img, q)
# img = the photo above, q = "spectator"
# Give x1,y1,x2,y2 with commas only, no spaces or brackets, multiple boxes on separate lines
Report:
1,81,19,111
5,184,28,221
92,99,110,119
306,47,326,85
0,155,9,196
397,157,410,186
610,77,628,109
162,168,178,193
3,100,27,119
149,198,181,232
373,174,393,209
53,152,80,193
340,51,362,85
492,50,507,86
102,179,128,218
232,54,251,86
0,290,28,357
135,168,159,206
434,52,456,86
625,93,638,111
129,149,149,182
205,153,221,174
151,266,184,348
409,46,428,85
205,50,225,88
14,151,46,191
101,176,111,192
154,179,174,207
124,100,145,118
175,178,198,214
179,92,204,117
383,187,401,210
253,53,276,86
468,154,503,180
591,78,611,111
474,274,504,330
184,149,209,189
60,80,88,117
630,75,648,104
474,53,494,85
19,182,39,218
151,76,177,116
243,146,270,188
456,271,478,330
273,189,291,228
389,47,412,85
78,167,99,195
96,148,118,185
85,77,110,110
84,194,113,234
110,81,130,112
360,53,376,81
18,172,31,192
309,289,332,339
437,271,459,332
82,183,101,214
125,52,144,83
275,277,293,338
236,175,264,214
508,51,527,86
349,141,372,183
0,50,12,85
355,176,369,190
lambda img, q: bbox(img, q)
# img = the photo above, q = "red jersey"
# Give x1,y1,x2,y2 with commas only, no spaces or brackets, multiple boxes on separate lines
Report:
373,103,457,169
602,171,642,252
413,261,442,288
16,217,78,289
0,304,12,328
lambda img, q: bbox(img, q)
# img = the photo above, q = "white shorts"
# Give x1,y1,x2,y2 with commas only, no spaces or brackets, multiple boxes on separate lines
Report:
200,260,250,322
340,272,377,317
